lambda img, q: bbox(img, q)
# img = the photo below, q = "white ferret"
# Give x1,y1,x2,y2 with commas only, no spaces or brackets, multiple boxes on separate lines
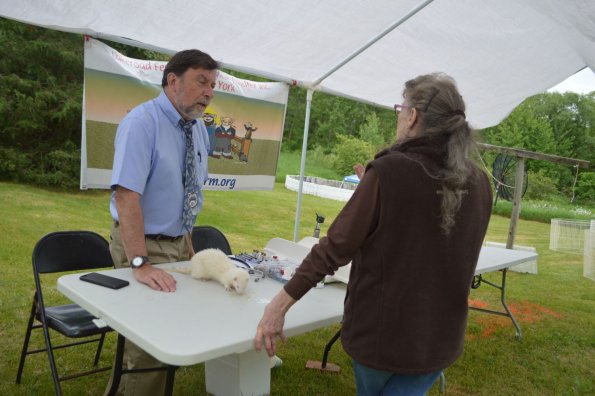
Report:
170,248,249,294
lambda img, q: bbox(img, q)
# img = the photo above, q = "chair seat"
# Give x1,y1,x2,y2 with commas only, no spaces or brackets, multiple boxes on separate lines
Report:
37,304,110,338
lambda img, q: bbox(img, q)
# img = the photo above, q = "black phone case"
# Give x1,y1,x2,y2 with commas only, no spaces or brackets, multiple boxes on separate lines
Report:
80,272,130,289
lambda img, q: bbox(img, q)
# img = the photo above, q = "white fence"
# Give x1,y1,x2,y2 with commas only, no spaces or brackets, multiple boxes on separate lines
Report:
284,175,356,202
549,219,594,281
585,220,594,281
549,219,591,253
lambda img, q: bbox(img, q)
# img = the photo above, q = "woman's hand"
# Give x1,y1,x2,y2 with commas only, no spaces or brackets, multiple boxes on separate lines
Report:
354,163,365,181
254,289,296,356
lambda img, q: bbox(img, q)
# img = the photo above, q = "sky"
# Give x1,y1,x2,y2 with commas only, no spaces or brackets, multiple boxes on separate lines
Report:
547,68,595,94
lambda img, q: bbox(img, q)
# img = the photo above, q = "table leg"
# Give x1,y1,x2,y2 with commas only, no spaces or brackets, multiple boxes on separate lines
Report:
107,334,178,396
498,269,522,339
469,269,522,339
205,348,271,396
106,334,126,396
164,366,177,396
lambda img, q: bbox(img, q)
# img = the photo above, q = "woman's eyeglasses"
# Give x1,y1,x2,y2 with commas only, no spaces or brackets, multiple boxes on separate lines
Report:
394,88,440,116
394,104,411,114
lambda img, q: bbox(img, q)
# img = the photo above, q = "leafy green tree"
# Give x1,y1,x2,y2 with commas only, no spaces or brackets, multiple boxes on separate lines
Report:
281,87,307,151
483,104,558,179
525,92,594,163
522,92,595,193
0,18,84,186
575,171,595,202
330,134,374,176
309,92,370,149
481,91,595,198
525,169,559,200
0,18,171,187
359,112,390,150
483,105,557,154
281,89,395,154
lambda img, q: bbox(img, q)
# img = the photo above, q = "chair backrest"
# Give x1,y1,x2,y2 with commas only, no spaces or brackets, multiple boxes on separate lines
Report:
33,231,113,274
191,226,232,255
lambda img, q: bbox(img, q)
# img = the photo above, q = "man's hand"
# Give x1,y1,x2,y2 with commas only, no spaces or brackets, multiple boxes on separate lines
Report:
254,289,296,357
133,264,177,292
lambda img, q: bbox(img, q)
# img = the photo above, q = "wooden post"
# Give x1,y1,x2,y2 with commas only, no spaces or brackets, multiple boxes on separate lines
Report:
477,143,590,169
477,143,589,250
506,158,525,249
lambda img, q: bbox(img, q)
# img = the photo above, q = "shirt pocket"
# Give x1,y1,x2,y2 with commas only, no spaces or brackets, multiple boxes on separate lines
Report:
195,144,208,188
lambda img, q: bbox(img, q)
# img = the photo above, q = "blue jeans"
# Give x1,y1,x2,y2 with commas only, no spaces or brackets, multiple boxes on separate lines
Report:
353,359,442,396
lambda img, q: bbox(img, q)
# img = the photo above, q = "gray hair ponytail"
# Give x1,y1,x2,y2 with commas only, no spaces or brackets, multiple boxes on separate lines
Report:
403,73,475,235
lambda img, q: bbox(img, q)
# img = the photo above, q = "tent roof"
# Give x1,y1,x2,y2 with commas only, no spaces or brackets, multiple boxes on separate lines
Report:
2,0,595,128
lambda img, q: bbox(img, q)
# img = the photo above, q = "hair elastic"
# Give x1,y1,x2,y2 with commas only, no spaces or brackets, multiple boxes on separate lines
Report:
452,110,466,118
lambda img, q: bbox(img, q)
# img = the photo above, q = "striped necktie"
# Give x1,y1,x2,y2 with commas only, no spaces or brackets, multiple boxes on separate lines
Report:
180,119,198,233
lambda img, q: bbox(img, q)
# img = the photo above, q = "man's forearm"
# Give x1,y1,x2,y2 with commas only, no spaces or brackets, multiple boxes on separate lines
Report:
114,186,177,291
115,186,147,262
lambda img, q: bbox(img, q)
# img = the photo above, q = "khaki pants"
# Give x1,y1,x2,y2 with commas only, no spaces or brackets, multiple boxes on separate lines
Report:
104,222,189,396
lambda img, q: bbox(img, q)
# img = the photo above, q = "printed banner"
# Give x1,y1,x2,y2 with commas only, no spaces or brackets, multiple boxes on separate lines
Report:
81,38,289,190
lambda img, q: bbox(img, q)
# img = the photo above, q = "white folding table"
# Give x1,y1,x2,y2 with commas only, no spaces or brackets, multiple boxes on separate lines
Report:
57,245,536,395
470,246,538,339
57,262,346,396
293,240,537,339
288,240,537,339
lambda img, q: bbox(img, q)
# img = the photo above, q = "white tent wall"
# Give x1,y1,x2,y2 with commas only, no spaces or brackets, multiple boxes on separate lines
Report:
2,0,595,240
2,0,594,127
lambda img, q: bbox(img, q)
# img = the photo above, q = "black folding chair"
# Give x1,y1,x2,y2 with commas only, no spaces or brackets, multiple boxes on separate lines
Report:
191,225,233,255
16,231,114,396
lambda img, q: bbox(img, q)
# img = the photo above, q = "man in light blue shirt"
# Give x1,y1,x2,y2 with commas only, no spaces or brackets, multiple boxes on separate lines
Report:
106,49,218,396
110,91,210,237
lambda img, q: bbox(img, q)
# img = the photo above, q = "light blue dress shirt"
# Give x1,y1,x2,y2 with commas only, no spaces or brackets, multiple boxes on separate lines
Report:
110,91,209,236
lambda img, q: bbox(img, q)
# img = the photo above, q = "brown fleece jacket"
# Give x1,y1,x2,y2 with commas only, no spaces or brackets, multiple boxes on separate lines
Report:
284,135,493,374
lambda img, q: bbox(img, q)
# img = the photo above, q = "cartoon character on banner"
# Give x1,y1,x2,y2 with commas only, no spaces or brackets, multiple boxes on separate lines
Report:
214,116,236,159
203,112,218,156
232,122,258,162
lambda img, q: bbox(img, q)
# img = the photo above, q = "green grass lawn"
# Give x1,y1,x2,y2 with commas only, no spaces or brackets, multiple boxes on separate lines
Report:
275,149,342,183
1,179,593,395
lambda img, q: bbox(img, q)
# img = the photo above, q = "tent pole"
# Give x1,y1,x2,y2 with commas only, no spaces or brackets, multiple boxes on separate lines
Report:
312,0,434,86
292,0,433,242
80,82,88,190
293,89,314,242
291,0,434,242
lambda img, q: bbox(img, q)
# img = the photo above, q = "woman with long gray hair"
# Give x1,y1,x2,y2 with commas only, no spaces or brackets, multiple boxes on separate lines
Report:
255,73,492,395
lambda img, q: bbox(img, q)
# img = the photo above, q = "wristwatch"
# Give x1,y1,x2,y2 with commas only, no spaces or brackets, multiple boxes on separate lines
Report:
130,255,150,269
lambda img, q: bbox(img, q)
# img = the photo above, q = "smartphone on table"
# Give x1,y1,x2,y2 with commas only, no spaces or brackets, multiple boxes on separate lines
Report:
80,272,129,289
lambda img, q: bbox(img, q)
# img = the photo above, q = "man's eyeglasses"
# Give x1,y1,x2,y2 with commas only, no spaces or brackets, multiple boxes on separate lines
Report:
394,104,411,114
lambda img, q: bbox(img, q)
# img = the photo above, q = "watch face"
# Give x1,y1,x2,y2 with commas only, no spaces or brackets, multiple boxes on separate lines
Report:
132,256,145,267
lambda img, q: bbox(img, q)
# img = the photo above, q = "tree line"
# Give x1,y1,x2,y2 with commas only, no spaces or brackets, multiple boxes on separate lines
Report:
0,18,593,202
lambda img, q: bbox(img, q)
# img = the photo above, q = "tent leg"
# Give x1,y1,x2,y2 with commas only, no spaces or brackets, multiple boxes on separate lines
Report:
506,158,525,249
293,89,314,242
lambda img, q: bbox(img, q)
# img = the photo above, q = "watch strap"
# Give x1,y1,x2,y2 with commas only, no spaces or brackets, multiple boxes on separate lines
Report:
130,255,150,268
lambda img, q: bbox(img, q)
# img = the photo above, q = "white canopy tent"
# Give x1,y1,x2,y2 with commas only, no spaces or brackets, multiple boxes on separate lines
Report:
2,0,594,239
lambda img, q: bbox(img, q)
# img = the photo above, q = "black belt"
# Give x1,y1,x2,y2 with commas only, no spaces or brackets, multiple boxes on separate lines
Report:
114,221,183,242
145,234,184,242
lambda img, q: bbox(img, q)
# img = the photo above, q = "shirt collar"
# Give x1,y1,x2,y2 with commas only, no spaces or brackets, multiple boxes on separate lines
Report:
156,91,196,128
